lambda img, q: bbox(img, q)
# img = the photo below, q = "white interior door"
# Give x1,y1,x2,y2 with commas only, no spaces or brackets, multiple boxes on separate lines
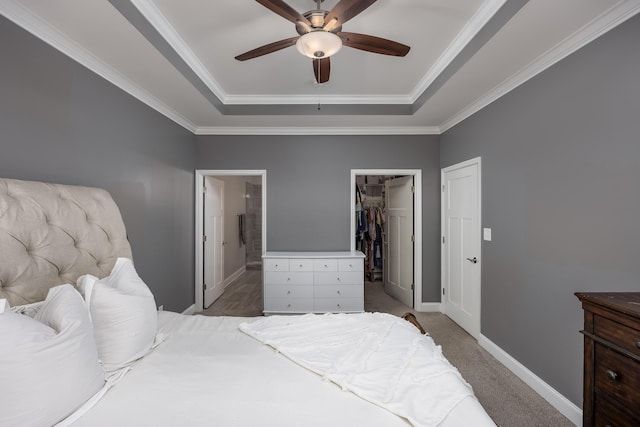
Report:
203,176,224,308
384,176,414,307
442,159,481,339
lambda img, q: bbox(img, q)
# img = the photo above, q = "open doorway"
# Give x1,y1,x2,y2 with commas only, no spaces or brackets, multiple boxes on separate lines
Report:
195,170,266,313
350,170,423,311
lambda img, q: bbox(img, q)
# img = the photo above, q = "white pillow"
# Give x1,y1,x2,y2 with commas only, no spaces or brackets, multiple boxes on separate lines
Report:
77,257,158,373
10,300,44,317
0,285,104,427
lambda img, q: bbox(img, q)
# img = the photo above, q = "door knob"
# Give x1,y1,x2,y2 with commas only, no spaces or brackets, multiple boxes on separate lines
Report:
466,257,478,264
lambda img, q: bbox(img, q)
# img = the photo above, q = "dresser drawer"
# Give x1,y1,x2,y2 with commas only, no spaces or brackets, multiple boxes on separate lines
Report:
265,272,313,286
314,297,362,313
265,285,313,299
338,258,363,272
314,271,362,286
314,285,362,299
594,315,640,358
289,259,314,271
594,343,640,407
264,298,314,313
594,393,639,427
264,258,289,272
313,259,338,271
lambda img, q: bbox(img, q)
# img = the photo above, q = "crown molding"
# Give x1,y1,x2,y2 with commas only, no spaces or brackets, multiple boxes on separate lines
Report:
223,94,413,105
0,0,198,134
129,0,228,103
438,0,640,133
408,0,507,103
195,126,441,136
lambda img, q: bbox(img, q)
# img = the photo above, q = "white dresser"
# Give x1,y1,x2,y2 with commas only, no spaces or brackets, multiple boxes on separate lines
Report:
262,251,365,314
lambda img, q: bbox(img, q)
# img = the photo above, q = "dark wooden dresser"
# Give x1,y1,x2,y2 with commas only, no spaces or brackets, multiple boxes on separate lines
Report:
575,292,640,426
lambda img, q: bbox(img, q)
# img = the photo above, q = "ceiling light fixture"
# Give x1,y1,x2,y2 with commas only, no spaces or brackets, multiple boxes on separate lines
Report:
295,31,342,59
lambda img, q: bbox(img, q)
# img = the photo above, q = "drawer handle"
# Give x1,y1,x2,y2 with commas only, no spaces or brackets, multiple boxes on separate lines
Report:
287,304,291,308
287,291,291,294
299,264,303,268
337,290,341,295
337,304,341,308
324,264,328,268
606,369,618,381
349,264,353,268
287,277,291,281
636,340,640,349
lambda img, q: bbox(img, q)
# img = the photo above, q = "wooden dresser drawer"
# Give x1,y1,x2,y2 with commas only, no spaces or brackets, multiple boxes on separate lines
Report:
289,259,314,271
594,343,640,407
594,393,639,427
264,258,289,272
265,271,313,286
594,315,640,358
314,297,362,313
314,285,362,299
264,298,314,313
338,258,363,272
313,259,338,271
314,271,362,286
264,285,313,299
577,292,640,426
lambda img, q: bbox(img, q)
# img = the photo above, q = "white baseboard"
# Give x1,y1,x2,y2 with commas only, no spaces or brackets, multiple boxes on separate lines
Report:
478,334,582,426
417,302,441,312
182,304,196,315
223,265,247,289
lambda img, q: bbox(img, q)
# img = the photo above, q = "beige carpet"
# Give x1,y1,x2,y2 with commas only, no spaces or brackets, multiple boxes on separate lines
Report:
199,272,575,427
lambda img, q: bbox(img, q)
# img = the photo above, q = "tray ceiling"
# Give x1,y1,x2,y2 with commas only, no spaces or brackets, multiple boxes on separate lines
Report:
2,0,639,134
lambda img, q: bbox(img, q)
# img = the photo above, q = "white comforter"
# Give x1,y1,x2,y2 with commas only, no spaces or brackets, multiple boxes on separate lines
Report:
240,312,475,427
70,312,495,427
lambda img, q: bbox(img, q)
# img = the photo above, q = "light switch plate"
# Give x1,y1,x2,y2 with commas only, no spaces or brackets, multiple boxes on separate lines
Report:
483,228,492,241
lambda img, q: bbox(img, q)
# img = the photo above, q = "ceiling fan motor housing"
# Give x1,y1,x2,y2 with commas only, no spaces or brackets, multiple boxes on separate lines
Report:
295,10,342,35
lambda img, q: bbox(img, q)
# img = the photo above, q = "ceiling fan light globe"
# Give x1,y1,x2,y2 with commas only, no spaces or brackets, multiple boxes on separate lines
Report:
296,31,342,59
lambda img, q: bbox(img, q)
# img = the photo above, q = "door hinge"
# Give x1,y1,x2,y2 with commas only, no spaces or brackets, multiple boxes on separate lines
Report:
411,185,415,193
442,288,445,295
203,186,207,193
411,283,414,290
202,234,207,242
411,234,415,242
442,185,445,192
204,283,208,290
442,236,445,244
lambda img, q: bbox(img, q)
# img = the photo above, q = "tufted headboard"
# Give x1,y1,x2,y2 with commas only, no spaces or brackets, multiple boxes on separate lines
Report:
0,178,132,306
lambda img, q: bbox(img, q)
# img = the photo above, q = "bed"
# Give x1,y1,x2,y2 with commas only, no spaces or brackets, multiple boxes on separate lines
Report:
0,178,496,427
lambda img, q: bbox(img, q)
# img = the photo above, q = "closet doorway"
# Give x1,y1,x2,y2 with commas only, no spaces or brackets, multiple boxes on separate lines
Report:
195,170,266,313
350,170,422,311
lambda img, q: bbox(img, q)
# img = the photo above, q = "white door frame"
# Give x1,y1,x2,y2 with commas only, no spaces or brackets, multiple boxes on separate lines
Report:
195,169,267,313
350,169,423,311
440,157,482,338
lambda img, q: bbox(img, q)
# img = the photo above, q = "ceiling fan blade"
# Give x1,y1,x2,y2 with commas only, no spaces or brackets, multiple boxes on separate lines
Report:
338,32,410,57
255,0,311,26
325,0,377,26
235,36,300,61
313,57,330,84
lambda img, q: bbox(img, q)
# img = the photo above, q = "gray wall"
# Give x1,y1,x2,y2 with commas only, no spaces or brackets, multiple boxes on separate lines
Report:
0,16,196,312
196,135,442,302
440,14,640,406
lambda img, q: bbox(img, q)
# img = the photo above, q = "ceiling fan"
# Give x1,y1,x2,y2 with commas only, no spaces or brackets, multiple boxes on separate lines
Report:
235,0,410,84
